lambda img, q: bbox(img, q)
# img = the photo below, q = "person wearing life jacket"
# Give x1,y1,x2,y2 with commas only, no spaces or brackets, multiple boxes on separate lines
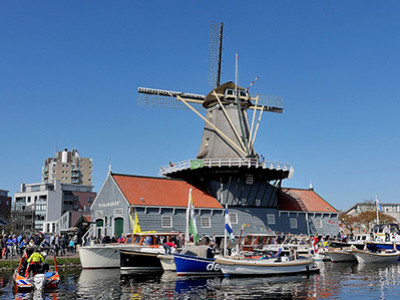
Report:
27,248,44,277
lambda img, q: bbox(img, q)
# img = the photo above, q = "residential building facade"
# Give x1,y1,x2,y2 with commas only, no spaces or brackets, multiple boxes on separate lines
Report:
41,149,93,185
0,189,12,220
346,202,400,221
13,181,96,232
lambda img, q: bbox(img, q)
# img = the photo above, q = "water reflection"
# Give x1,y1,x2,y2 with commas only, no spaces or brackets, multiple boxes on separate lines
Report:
221,274,316,299
2,262,400,299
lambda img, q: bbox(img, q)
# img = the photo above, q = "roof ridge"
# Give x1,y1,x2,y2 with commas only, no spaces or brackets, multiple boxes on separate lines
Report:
111,172,186,182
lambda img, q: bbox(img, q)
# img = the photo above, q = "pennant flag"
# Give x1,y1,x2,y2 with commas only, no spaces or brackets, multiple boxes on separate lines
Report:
190,159,204,170
225,206,234,242
185,189,199,243
133,209,142,234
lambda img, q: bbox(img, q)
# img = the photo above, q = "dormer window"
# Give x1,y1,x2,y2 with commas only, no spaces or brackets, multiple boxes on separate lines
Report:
224,88,249,102
225,89,234,96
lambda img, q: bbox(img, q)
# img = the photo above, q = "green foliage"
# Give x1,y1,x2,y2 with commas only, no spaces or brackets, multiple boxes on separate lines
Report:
0,257,81,270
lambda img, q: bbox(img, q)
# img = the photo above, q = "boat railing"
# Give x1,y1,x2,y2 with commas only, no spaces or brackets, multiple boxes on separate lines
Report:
160,157,294,178
82,226,94,246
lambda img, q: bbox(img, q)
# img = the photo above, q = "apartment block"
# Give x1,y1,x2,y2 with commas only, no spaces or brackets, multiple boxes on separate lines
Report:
42,149,93,185
0,189,11,220
13,181,96,232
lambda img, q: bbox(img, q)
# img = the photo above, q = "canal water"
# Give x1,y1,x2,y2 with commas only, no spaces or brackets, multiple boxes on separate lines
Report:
1,261,400,299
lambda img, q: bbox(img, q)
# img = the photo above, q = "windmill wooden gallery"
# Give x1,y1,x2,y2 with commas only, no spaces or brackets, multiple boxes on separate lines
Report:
89,23,339,241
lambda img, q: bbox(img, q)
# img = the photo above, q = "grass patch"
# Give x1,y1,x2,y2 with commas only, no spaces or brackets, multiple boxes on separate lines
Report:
0,257,81,270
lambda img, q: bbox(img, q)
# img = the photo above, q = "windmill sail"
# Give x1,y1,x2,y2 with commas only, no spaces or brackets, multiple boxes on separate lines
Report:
208,22,224,89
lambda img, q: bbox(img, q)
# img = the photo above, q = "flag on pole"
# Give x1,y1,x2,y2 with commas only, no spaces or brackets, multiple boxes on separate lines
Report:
376,197,382,212
225,205,234,242
133,209,142,234
185,188,199,243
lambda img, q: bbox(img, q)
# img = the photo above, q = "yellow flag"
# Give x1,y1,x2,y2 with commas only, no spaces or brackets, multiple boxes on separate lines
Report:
133,209,142,234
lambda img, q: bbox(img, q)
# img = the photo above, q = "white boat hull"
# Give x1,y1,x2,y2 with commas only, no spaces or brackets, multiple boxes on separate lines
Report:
313,252,330,261
325,251,356,263
352,250,400,264
79,244,146,269
215,257,316,276
158,254,176,271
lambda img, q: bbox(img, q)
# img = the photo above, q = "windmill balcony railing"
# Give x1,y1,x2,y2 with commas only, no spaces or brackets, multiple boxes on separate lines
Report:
160,157,293,178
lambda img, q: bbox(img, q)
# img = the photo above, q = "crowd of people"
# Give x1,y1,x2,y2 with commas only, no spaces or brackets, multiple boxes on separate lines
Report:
0,231,80,260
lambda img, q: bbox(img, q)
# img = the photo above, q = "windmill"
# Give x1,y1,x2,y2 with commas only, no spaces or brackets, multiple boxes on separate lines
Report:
138,22,293,207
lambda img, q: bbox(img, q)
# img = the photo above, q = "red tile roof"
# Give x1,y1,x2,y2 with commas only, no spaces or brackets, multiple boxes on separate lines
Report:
112,173,222,209
279,188,337,213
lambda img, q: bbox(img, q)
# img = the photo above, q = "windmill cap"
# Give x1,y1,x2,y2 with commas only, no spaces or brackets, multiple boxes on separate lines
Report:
203,81,251,108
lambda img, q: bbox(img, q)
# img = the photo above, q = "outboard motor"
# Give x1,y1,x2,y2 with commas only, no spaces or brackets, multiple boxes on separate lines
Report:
33,274,46,290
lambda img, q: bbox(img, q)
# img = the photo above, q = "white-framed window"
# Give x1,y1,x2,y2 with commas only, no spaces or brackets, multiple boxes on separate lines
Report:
267,214,276,225
230,213,238,224
201,216,211,228
161,216,173,228
315,219,323,228
290,218,298,229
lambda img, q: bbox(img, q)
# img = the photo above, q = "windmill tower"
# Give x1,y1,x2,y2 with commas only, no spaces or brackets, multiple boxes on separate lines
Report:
138,22,293,207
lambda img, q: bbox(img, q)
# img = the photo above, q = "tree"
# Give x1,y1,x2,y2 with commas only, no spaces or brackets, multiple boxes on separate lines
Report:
339,210,397,233
357,211,378,232
338,212,359,233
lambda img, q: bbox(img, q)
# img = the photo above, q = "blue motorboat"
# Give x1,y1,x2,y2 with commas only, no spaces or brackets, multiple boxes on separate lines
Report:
174,245,221,276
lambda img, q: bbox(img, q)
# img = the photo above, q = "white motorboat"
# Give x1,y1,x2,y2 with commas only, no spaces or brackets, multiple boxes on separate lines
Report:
312,249,330,261
351,249,400,264
263,236,311,255
324,249,356,262
215,256,317,276
157,254,176,271
79,232,180,269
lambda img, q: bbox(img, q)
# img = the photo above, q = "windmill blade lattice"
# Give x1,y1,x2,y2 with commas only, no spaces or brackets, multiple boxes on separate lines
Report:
138,87,205,112
250,94,284,113
208,22,224,90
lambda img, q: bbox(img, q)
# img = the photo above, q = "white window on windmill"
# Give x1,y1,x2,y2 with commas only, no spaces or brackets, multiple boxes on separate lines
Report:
290,218,298,229
224,88,234,99
161,216,173,228
239,90,249,102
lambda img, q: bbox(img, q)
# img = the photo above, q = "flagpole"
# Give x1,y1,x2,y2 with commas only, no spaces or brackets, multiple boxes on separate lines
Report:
185,188,192,245
224,203,227,257
376,195,380,225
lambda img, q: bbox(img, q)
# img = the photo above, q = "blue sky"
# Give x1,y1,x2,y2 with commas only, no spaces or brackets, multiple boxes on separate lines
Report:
1,1,400,210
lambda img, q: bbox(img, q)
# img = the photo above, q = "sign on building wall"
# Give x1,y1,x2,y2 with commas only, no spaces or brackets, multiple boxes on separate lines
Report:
114,208,123,216
95,210,103,218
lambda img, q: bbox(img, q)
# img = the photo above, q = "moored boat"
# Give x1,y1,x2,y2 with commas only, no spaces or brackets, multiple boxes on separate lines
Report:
79,232,180,269
120,248,166,271
263,235,312,255
324,249,356,263
215,256,317,276
352,249,400,264
174,245,221,276
313,249,330,261
158,254,176,271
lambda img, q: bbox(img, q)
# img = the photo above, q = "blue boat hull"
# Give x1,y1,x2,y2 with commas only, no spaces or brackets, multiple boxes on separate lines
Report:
367,242,400,252
174,254,221,275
